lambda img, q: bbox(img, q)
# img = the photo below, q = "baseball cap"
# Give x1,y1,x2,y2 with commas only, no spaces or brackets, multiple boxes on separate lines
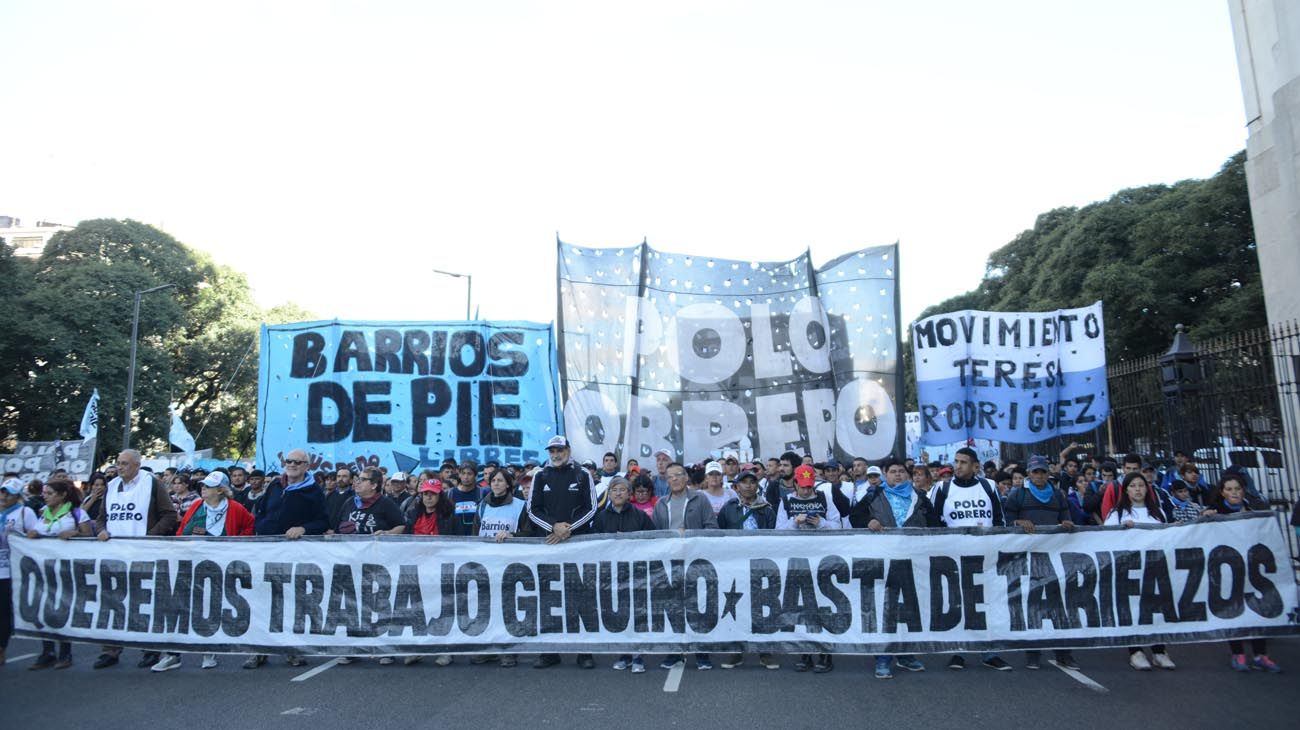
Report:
722,449,739,462
392,471,409,481
1027,455,1050,472
581,460,597,470
736,471,759,483
626,464,642,475
823,460,842,470
1,478,22,495
937,466,954,477
199,472,230,489
794,464,816,487
419,479,443,494
546,435,570,450
705,461,723,475
653,448,673,459
866,465,883,477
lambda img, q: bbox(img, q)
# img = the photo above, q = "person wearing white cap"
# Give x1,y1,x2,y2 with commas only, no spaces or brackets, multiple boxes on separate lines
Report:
700,461,738,515
720,450,741,486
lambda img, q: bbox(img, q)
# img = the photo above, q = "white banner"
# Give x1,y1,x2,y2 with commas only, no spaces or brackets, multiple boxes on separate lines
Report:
11,514,1296,655
0,438,98,482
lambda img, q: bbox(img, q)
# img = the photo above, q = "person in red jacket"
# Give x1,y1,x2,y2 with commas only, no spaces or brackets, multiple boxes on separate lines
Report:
154,471,255,673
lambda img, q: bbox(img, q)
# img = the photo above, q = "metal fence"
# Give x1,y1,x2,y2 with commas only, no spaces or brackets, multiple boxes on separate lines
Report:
1001,321,1300,564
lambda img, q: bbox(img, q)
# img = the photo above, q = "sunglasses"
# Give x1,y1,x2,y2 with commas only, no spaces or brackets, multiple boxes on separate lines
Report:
283,459,308,466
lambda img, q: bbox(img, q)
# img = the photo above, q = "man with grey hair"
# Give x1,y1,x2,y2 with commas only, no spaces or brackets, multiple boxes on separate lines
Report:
92,449,178,670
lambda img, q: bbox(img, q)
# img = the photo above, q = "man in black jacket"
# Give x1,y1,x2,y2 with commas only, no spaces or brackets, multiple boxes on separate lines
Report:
593,477,655,673
526,435,598,669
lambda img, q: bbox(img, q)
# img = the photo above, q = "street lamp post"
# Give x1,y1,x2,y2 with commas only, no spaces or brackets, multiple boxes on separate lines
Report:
432,269,473,319
122,283,177,450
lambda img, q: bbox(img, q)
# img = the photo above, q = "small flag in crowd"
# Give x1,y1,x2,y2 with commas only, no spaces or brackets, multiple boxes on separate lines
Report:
79,388,100,441
170,408,196,453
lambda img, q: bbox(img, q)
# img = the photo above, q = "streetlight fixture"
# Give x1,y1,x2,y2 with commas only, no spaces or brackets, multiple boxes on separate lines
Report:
432,269,472,320
122,283,177,450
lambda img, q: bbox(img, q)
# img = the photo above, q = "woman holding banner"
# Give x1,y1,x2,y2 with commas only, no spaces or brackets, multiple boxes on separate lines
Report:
24,479,93,669
404,478,459,667
1206,475,1282,672
1104,472,1176,671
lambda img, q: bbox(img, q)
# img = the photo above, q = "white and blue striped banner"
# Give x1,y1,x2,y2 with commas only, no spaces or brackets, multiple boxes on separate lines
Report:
912,301,1108,445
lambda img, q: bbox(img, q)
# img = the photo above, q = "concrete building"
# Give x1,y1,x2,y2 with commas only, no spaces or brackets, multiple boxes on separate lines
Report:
0,216,74,258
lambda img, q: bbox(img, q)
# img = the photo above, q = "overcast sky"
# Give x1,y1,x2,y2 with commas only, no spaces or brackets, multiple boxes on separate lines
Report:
0,0,1248,326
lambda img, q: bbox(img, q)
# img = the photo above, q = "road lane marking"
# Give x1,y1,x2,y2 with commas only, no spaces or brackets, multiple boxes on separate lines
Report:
4,653,39,664
1051,660,1109,693
663,661,685,692
290,657,341,682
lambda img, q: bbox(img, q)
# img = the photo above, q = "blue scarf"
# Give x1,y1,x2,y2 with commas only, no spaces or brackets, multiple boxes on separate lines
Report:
1027,480,1055,504
1168,492,1191,509
1221,499,1244,513
284,472,316,493
883,481,913,500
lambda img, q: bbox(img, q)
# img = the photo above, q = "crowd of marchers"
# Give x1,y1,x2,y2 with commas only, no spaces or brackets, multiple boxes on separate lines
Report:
2,437,1295,677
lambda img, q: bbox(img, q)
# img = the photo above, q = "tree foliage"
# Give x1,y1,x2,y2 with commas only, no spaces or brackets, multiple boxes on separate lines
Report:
901,151,1262,410
0,219,313,463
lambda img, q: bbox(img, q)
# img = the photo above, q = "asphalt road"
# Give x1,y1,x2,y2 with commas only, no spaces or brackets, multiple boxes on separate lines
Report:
3,637,1298,729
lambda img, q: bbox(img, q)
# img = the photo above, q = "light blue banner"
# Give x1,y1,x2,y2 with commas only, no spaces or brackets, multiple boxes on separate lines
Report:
912,302,1109,445
257,320,561,473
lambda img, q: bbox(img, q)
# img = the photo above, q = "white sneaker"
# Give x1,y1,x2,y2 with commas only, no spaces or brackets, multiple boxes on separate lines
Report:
1151,652,1176,670
151,653,182,672
434,654,453,666
336,656,354,665
201,654,218,669
1129,652,1151,671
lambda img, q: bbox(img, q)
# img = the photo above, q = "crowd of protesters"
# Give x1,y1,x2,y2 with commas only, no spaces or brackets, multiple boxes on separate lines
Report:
1,438,1293,676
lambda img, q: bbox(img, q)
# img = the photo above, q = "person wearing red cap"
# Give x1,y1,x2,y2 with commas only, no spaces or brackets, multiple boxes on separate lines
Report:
406,479,458,536
775,463,841,673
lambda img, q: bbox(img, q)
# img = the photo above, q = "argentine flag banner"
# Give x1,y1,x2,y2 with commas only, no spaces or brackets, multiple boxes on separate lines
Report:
912,301,1108,445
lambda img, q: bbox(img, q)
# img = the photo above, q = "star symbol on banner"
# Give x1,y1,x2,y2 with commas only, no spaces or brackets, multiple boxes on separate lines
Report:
721,579,743,621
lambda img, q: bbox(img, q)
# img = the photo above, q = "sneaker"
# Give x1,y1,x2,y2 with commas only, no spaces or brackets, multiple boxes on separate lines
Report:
758,653,781,670
28,654,56,671
93,653,120,669
403,655,423,665
793,655,814,672
378,656,395,666
500,655,517,668
947,655,966,671
138,651,161,668
285,655,307,668
532,654,560,669
895,656,925,672
812,654,833,673
242,654,267,669
151,653,182,672
1231,654,1250,672
1252,655,1282,673
659,657,684,670
612,657,630,671
697,658,713,671
1129,651,1152,671
1151,652,1176,670
874,656,893,679
470,654,497,665
337,656,354,665
578,654,596,669
1025,656,1040,670
982,656,1012,671
435,654,454,667
1054,656,1080,671
53,658,73,670
201,654,218,669
720,653,744,669
630,657,646,673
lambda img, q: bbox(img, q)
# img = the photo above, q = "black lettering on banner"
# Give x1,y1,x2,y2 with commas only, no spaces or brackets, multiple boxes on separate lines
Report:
685,559,719,633
97,559,128,631
1208,545,1245,619
1060,552,1100,629
537,563,563,634
1246,544,1283,618
650,560,685,634
264,562,292,633
480,380,523,447
884,559,921,633
783,558,821,633
154,559,193,635
127,560,154,633
223,561,253,636
402,330,431,376
293,563,326,634
290,332,327,378
852,558,884,633
71,559,97,629
503,562,537,637
373,329,402,373
410,377,452,444
389,565,428,636
1138,550,1177,625
456,562,491,636
1174,548,1208,622
308,382,352,443
750,558,782,634
40,559,73,631
1096,551,1116,628
487,331,530,377
996,552,1028,632
632,560,650,633
816,556,851,635
191,560,224,637
1113,550,1141,626
929,556,962,632
562,563,599,634
324,564,362,636
959,556,988,630
352,381,392,443
428,562,456,636
1027,552,1068,630
598,561,632,632
359,563,392,638
449,331,486,377
335,331,373,373
19,557,44,628
456,381,473,446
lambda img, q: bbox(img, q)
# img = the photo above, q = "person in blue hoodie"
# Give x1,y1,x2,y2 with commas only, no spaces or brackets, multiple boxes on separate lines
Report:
245,448,328,670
